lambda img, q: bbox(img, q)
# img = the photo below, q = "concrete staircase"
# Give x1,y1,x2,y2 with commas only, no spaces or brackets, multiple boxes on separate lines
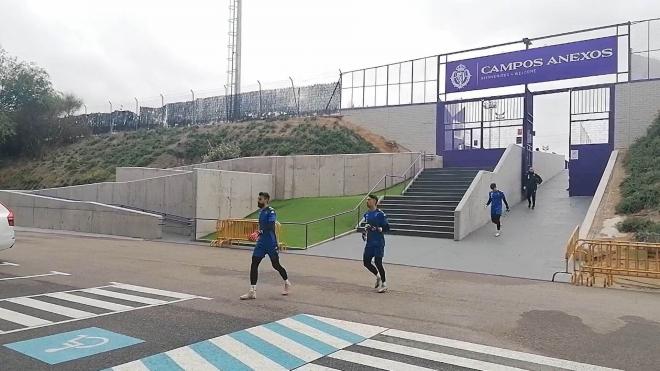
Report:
378,168,481,239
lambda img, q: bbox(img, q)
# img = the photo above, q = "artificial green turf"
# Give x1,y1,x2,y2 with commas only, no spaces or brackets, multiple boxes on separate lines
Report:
202,179,409,248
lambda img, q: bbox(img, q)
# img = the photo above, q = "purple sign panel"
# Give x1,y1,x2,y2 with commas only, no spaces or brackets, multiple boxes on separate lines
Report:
445,36,618,93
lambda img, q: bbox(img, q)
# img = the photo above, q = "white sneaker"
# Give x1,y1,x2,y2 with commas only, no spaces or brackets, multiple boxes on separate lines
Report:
377,283,388,293
240,289,256,300
495,231,501,237
282,281,291,296
374,276,382,290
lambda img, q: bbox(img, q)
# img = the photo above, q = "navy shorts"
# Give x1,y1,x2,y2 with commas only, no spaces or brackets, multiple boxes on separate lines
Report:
363,245,385,259
253,244,278,259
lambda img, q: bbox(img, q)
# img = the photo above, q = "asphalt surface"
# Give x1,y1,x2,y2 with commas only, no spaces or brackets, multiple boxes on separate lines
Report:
0,230,658,370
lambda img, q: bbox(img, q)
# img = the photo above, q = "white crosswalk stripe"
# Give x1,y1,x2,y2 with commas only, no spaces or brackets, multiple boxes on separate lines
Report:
329,350,435,371
106,314,622,371
4,297,94,319
165,347,219,371
360,339,526,371
0,283,205,335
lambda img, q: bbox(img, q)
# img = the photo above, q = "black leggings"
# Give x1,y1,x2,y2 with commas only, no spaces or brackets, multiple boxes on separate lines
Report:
250,255,288,285
363,256,386,282
491,215,501,230
527,190,537,207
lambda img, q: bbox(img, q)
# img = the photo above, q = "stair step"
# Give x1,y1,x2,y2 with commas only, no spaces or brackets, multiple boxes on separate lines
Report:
403,193,463,199
382,207,454,212
409,180,472,185
404,189,466,195
388,219,454,227
380,201,459,207
389,224,454,232
384,212,454,220
389,229,454,239
384,195,462,201
381,208,455,214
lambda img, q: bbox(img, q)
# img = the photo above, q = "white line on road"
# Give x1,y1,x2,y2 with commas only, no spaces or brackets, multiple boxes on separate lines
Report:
384,329,623,371
0,271,70,281
0,307,52,327
108,282,209,300
329,350,435,371
4,297,95,319
81,288,167,305
0,262,19,267
360,339,526,371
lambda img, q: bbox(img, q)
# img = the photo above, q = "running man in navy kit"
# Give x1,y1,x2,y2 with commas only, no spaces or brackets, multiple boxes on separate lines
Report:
240,192,291,300
361,194,390,293
486,183,510,237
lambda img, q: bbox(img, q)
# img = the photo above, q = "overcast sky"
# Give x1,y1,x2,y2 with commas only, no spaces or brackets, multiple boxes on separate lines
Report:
1,0,657,108
1,0,658,155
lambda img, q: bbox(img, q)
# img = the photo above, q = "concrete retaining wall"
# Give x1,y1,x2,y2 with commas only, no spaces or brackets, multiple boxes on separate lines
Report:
615,79,660,149
116,167,188,182
533,151,566,182
0,191,163,239
341,103,436,154
579,150,619,239
454,145,523,240
194,169,273,239
454,146,566,240
172,152,422,199
32,172,195,218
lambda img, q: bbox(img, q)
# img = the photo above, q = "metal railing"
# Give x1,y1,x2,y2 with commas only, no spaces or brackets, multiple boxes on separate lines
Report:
557,226,660,287
279,152,426,249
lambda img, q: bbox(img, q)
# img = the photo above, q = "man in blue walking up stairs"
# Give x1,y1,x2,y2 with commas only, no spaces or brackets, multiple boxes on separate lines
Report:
361,194,390,293
485,183,510,237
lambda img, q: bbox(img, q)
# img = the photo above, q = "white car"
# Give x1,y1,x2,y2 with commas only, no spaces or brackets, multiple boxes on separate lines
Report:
0,202,15,251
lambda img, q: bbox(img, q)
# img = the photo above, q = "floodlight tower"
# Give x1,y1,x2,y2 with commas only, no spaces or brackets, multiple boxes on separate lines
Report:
226,0,242,121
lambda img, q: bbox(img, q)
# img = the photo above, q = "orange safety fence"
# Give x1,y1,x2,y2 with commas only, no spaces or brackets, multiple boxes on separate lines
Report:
210,219,287,250
565,233,660,287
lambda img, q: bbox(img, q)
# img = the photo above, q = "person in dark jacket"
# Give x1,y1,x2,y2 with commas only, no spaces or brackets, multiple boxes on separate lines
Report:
361,194,390,293
524,167,543,209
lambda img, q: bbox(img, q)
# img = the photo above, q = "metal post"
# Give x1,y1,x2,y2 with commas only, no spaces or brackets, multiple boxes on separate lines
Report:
257,80,262,118
160,93,165,128
338,69,343,111
134,97,139,130
305,224,308,249
333,217,336,240
384,176,387,196
627,22,632,81
190,89,195,126
108,101,113,134
289,77,297,116
297,88,301,116
648,20,651,79
83,104,87,115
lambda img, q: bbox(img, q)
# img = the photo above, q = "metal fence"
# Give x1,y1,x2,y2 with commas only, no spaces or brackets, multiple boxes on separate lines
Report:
76,78,340,134
341,18,660,110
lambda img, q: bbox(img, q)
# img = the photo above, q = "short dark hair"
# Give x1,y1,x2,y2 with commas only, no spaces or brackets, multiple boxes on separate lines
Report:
258,192,270,200
368,194,379,202
490,183,497,190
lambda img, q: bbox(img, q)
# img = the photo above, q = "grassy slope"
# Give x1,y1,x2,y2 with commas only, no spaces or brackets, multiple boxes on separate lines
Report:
616,114,660,242
0,117,377,189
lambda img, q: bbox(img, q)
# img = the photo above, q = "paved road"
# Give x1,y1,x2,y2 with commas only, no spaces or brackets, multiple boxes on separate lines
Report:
297,171,591,281
0,230,658,370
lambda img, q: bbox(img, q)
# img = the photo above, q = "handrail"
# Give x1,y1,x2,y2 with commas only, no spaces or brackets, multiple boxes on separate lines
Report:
279,152,424,248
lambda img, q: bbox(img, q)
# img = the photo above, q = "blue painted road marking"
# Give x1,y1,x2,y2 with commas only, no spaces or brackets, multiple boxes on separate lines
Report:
292,314,365,344
4,327,143,365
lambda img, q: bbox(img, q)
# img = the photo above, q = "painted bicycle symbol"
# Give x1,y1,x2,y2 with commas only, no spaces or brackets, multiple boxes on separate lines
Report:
44,335,109,353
